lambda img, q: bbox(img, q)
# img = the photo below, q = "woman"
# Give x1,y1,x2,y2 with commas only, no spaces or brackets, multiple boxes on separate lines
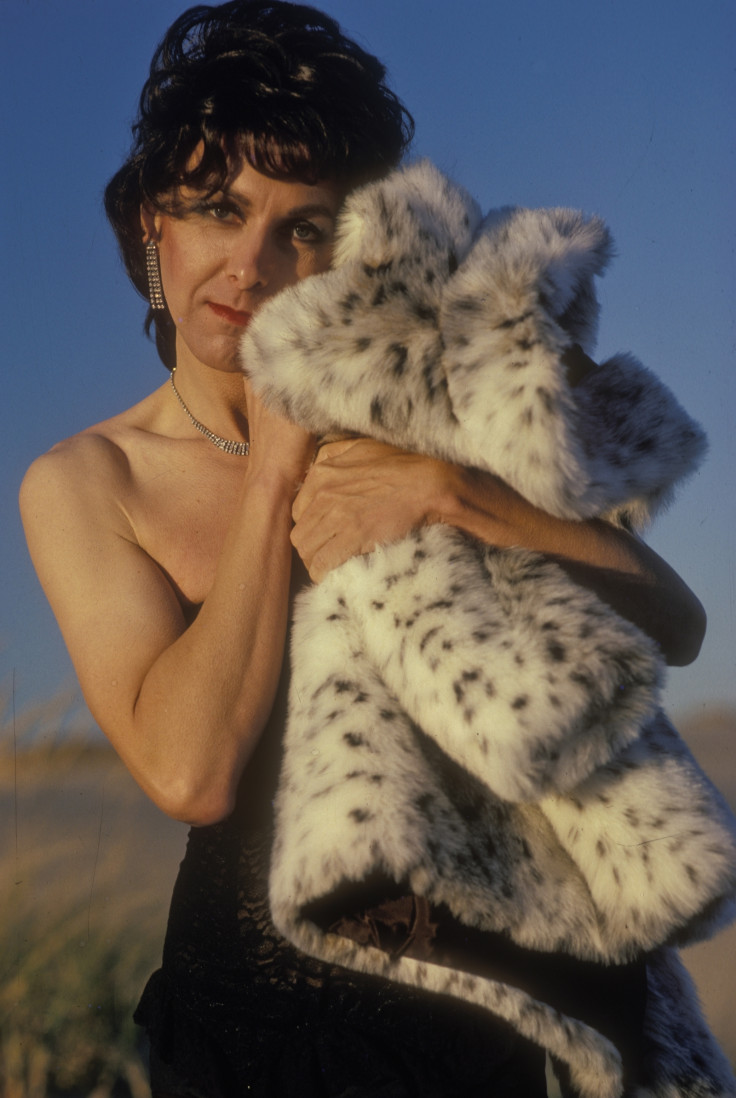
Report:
19,2,706,1094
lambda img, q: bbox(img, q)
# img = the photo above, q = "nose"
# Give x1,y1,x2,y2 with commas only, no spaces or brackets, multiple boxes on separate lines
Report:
226,224,273,292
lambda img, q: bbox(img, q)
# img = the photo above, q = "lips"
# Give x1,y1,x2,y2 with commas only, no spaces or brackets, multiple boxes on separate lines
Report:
209,302,251,327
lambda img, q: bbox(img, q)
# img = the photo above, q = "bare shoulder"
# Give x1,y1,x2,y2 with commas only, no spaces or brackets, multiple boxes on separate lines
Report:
21,429,128,503
19,389,166,529
21,443,125,564
18,391,177,618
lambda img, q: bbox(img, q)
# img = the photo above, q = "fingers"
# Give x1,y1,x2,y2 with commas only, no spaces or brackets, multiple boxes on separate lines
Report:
290,439,450,581
291,482,405,581
291,475,364,580
313,437,361,463
290,476,352,580
291,526,355,584
291,441,359,522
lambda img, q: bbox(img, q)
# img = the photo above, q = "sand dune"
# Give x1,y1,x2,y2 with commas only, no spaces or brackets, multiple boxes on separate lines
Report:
1,706,734,1091
677,709,736,1064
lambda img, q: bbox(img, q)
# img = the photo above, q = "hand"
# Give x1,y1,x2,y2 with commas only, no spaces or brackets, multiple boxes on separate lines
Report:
243,376,316,489
562,343,597,388
291,438,451,581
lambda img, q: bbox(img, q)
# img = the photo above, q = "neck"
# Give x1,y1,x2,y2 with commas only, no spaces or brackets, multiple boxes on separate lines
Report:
170,353,249,442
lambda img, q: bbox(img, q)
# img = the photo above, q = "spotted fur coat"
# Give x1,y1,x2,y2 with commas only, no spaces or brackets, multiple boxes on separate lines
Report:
242,161,736,1098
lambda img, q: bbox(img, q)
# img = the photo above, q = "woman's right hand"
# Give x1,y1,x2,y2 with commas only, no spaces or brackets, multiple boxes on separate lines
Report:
242,375,316,491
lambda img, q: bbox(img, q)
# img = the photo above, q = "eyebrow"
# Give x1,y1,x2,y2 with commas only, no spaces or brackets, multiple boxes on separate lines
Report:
286,202,340,221
223,188,339,222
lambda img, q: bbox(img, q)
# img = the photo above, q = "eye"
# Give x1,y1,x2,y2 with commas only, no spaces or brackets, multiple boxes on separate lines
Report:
291,220,326,244
207,200,241,222
191,197,242,223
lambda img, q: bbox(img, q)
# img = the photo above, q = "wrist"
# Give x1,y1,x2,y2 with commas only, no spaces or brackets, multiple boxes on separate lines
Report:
427,461,468,526
433,465,546,551
432,464,505,530
246,436,315,498
241,460,305,518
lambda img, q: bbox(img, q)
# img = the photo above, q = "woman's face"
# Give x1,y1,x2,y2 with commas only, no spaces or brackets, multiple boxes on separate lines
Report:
141,157,345,373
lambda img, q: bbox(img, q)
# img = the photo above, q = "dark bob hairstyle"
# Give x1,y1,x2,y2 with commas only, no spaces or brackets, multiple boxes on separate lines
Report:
104,0,414,367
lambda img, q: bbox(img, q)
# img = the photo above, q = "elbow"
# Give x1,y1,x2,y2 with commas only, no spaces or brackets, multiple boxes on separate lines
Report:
175,799,236,829
665,598,707,668
160,792,237,828
125,715,249,826
150,774,238,827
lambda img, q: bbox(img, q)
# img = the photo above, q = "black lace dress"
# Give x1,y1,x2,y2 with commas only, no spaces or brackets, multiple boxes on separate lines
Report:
134,704,550,1097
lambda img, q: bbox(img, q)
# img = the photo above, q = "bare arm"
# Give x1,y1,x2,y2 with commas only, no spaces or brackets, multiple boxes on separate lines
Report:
441,463,706,666
291,439,706,667
20,389,314,826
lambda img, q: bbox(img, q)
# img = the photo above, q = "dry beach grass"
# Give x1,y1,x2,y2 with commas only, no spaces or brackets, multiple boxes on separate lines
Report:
1,715,186,1097
1,697,734,1096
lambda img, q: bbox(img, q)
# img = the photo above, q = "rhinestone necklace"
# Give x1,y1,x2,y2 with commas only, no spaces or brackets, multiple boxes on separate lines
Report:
170,367,249,456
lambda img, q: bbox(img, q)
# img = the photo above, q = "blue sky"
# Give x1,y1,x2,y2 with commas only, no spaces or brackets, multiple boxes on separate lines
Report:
1,0,734,729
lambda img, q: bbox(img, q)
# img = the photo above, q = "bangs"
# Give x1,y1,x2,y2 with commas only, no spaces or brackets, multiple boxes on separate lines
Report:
146,125,342,213
237,130,330,184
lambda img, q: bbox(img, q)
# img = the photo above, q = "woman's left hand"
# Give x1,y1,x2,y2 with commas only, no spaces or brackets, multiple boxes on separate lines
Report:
291,438,450,582
291,436,706,664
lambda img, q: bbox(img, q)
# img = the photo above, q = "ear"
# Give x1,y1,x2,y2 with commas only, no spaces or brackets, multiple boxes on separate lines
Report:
140,202,162,244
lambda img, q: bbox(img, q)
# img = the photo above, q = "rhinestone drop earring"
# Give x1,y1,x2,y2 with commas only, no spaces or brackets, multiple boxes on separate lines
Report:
146,239,166,310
